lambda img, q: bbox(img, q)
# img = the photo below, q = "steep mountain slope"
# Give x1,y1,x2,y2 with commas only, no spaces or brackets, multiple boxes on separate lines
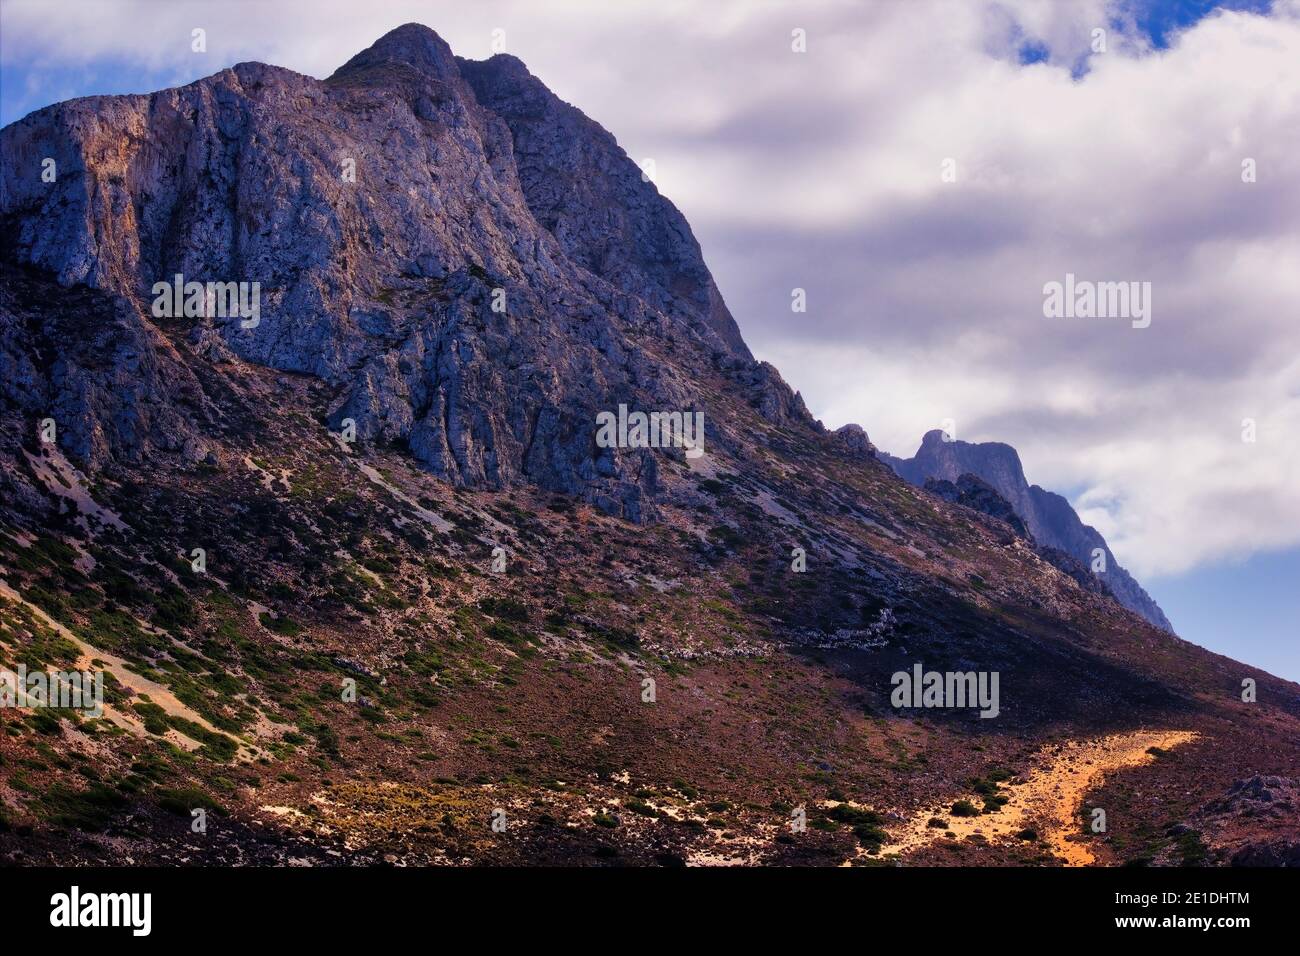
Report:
882,430,1173,632
1,25,1296,868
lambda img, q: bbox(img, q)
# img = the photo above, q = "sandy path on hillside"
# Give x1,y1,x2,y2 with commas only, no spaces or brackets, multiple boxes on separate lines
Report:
875,729,1199,866
0,580,254,755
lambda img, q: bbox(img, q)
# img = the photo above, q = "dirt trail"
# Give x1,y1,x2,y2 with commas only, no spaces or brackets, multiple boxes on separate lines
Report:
878,729,1199,866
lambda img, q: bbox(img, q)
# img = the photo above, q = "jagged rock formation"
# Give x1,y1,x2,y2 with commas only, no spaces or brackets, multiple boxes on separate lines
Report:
1195,776,1300,866
455,52,751,360
0,23,809,519
832,423,876,458
883,430,1173,631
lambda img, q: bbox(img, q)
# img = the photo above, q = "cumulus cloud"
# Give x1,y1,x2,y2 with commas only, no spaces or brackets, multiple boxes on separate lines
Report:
2,0,1297,577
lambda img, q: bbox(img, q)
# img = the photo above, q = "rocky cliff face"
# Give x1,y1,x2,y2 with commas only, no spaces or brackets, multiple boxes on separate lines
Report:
923,474,1030,540
0,23,806,519
883,430,1174,632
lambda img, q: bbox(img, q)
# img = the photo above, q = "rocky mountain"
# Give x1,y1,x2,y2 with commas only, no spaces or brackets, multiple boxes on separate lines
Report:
882,430,1173,632
0,23,803,518
1,25,1296,868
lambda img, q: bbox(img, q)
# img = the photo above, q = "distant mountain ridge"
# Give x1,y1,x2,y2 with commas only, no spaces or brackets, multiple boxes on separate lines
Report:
881,430,1173,632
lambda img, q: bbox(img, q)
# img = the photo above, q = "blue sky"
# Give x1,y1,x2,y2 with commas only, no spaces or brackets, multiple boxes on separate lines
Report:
1150,550,1300,683
2,0,1297,681
1135,0,1274,44
1,56,175,127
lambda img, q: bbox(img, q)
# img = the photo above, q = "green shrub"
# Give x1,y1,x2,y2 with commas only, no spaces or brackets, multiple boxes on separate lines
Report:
950,799,979,817
259,612,302,637
156,787,228,817
982,794,1009,813
853,824,889,850
624,799,658,817
41,783,128,831
829,804,881,827
477,597,530,622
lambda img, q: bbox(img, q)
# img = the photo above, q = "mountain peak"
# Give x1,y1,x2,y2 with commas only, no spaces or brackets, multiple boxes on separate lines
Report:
0,21,774,513
332,23,461,82
884,431,1173,632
